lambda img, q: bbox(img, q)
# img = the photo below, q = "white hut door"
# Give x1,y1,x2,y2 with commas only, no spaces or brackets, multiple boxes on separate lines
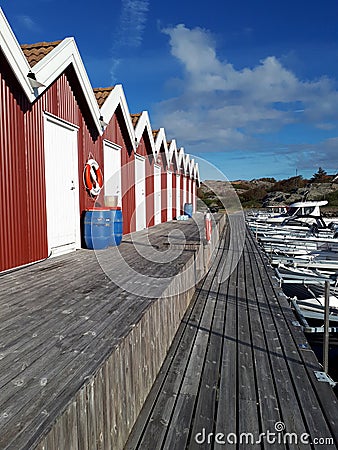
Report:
135,155,146,231
167,171,172,221
44,114,80,255
176,175,181,217
188,178,192,203
103,141,122,207
154,165,161,225
182,176,187,208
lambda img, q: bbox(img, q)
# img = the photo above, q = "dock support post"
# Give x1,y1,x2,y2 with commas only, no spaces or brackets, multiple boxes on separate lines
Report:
323,280,330,373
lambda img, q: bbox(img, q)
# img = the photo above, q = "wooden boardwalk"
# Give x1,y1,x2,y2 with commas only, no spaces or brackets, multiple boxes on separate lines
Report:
126,214,338,449
0,214,224,450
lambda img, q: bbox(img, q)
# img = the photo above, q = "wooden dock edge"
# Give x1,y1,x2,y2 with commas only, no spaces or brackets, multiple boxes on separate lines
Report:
35,214,226,450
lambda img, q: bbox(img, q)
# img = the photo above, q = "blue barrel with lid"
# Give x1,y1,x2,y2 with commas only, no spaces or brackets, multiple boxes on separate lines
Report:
109,207,123,246
184,203,193,218
83,208,111,250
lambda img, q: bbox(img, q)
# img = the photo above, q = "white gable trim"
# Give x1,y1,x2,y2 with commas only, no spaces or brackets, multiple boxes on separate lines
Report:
177,147,185,172
184,153,190,175
189,158,195,178
155,128,170,166
194,163,201,186
100,84,135,148
0,8,34,98
133,111,156,158
168,139,177,166
0,7,198,175
34,38,102,132
0,8,102,133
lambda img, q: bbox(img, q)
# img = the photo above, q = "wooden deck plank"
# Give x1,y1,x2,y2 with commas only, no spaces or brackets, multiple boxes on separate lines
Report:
161,237,227,450
161,264,222,449
125,213,338,450
126,229,228,450
213,261,238,450
236,246,261,450
128,289,207,449
0,215,223,450
247,231,338,446
213,213,246,450
243,240,285,436
1,296,154,450
246,237,308,435
128,224,233,449
186,258,227,448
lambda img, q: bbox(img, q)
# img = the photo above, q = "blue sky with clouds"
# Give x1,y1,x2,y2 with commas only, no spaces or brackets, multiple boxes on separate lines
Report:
2,0,338,180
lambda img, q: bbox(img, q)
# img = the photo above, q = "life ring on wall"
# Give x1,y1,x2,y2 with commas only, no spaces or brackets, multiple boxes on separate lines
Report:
84,158,103,197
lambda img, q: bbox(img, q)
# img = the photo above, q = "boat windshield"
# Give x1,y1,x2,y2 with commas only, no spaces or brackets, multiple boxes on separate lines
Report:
287,206,316,216
303,206,315,215
287,207,298,216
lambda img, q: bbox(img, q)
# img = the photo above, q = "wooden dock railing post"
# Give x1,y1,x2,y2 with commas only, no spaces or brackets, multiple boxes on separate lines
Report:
323,280,330,373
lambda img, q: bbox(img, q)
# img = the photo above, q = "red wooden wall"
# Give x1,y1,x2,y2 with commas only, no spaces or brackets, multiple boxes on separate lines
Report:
100,108,135,235
134,134,155,228
0,51,48,272
0,47,197,272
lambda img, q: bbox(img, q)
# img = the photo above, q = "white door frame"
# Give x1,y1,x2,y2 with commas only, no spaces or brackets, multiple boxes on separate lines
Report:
167,171,173,221
192,180,196,212
103,140,122,207
188,178,192,204
154,164,161,225
182,175,187,209
176,174,181,217
43,112,80,256
135,154,146,231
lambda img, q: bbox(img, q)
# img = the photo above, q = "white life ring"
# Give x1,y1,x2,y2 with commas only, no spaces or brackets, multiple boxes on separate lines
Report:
84,158,103,196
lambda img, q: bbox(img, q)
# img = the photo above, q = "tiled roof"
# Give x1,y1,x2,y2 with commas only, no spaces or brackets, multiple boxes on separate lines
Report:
21,41,62,67
93,87,115,108
130,113,142,127
152,129,159,139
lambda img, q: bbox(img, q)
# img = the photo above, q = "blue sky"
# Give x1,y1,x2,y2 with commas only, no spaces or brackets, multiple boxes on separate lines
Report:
2,0,338,181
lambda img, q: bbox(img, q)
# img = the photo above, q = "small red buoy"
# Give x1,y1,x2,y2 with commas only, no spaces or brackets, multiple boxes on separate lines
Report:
205,212,212,242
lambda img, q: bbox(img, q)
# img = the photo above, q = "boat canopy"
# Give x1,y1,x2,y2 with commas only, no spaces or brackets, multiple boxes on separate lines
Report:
289,200,328,208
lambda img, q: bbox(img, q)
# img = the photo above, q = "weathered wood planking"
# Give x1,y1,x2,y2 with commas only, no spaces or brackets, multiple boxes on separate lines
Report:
0,213,225,450
247,230,338,444
125,226,229,450
246,234,317,440
125,212,338,450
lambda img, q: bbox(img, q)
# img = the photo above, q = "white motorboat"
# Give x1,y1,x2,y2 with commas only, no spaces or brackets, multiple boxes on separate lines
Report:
290,295,338,325
296,295,338,314
247,205,288,221
275,264,336,283
266,200,328,225
247,205,338,329
270,254,338,274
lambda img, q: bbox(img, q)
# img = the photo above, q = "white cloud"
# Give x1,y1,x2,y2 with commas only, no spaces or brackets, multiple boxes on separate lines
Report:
111,0,149,81
156,23,338,163
289,137,338,172
162,24,223,77
17,15,40,32
116,0,149,48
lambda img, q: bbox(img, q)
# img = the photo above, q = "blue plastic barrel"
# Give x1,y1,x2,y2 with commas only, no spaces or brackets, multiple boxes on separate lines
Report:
84,208,111,250
109,207,123,246
184,203,193,218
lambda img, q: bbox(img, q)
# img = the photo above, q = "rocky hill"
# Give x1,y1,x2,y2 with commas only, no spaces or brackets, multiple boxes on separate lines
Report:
198,172,338,215
263,183,338,205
